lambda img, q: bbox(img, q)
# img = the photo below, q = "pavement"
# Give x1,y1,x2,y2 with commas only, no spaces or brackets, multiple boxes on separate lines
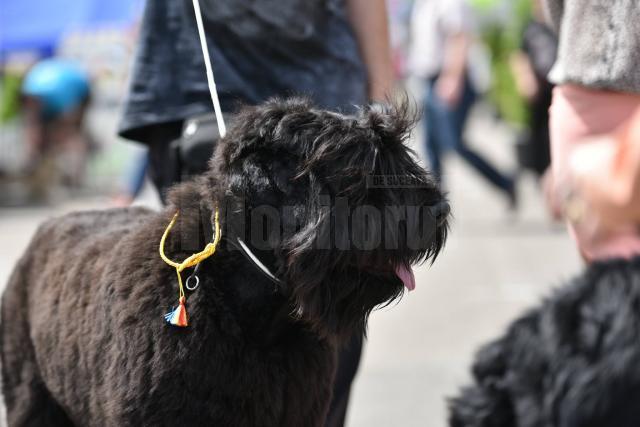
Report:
0,107,582,426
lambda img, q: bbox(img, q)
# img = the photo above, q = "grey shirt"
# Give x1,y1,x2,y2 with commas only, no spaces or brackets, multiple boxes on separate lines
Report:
543,0,640,93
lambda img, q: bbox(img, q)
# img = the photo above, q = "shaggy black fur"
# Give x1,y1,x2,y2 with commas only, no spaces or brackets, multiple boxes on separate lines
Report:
1,98,448,426
450,257,640,427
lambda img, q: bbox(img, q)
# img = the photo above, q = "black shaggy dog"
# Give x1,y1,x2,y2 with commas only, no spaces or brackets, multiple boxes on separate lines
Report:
450,257,640,427
1,98,449,426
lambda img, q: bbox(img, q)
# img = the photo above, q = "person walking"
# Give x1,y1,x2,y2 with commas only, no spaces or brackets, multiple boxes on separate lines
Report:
409,0,516,205
511,0,557,177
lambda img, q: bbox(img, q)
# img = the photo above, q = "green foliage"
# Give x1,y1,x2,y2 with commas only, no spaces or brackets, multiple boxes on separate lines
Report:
472,0,533,126
0,73,23,124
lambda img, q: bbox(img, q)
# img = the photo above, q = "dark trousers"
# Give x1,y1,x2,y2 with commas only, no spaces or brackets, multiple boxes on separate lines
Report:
146,128,362,426
424,75,512,193
324,333,363,427
143,122,183,203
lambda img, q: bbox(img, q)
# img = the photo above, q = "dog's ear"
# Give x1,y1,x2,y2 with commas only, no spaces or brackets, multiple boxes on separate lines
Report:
212,98,315,167
357,100,416,153
208,99,316,204
289,101,414,206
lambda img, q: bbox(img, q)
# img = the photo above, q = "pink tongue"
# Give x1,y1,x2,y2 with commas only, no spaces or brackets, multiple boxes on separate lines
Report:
395,265,416,291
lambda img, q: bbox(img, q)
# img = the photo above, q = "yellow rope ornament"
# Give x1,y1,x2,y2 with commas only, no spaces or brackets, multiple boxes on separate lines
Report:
159,208,221,327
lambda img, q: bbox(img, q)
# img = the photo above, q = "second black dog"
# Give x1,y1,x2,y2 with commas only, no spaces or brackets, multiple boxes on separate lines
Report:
450,257,640,427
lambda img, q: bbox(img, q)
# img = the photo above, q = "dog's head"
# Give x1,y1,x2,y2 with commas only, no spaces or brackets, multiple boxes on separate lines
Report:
210,98,449,337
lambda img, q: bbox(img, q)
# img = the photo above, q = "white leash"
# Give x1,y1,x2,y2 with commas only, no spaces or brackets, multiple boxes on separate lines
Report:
192,0,227,138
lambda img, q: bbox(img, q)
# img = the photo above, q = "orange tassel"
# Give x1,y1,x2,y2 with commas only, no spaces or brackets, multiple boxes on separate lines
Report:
164,296,188,327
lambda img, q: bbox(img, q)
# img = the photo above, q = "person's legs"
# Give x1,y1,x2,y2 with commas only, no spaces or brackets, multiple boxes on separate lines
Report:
448,77,515,197
139,123,183,202
424,86,443,183
52,106,90,188
324,333,364,427
455,146,514,194
529,85,553,176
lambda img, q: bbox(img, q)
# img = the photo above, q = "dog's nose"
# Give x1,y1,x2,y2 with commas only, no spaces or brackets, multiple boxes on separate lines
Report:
429,200,450,227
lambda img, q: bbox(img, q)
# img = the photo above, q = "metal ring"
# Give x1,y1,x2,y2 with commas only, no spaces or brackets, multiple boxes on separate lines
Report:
185,275,200,291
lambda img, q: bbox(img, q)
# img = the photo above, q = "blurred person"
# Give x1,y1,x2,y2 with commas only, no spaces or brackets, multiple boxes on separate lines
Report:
119,0,392,199
117,1,393,426
21,58,92,193
111,150,149,207
542,0,640,261
511,0,556,177
409,0,516,206
387,0,415,80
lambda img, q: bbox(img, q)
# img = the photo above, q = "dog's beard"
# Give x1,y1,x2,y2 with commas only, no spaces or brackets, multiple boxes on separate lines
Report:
281,207,447,338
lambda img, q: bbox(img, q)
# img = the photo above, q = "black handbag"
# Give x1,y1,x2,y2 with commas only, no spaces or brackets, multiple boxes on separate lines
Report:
171,114,230,180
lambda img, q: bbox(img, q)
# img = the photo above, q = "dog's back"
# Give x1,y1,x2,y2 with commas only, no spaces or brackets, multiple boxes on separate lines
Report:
0,195,336,426
1,207,154,425
450,258,640,427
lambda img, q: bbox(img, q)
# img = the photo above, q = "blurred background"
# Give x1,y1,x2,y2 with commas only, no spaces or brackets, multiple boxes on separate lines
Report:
0,0,582,425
